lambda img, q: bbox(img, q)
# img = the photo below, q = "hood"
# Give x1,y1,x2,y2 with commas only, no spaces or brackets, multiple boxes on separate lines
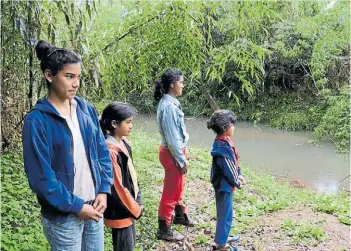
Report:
210,139,235,162
106,135,131,156
32,96,89,117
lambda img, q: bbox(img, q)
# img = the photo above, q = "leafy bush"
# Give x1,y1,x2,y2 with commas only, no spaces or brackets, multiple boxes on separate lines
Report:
314,191,351,225
1,152,49,251
313,86,350,152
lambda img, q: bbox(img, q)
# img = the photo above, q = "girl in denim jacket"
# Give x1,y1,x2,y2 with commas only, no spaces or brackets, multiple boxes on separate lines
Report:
154,68,197,242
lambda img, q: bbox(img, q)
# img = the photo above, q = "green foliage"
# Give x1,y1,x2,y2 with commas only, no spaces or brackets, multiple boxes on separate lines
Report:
95,1,276,105
194,234,209,245
313,86,350,152
1,152,49,250
295,0,350,88
282,218,327,244
2,0,350,153
313,191,351,225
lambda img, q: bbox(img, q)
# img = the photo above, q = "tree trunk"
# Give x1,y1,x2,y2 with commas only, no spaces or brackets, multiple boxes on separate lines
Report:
27,0,36,109
28,48,36,108
198,84,219,111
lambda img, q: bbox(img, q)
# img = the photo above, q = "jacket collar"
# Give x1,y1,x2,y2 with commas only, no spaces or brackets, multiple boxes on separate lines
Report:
106,135,131,157
216,135,235,148
163,94,181,108
210,138,235,161
32,96,89,118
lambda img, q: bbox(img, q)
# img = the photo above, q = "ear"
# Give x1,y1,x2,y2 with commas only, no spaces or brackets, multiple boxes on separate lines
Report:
111,120,117,129
44,69,53,83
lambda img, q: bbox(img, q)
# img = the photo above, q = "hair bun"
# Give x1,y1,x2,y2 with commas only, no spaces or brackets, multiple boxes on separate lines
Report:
35,40,56,60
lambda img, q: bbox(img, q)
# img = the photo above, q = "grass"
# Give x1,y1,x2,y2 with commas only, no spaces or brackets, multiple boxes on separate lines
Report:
281,218,327,245
1,128,350,250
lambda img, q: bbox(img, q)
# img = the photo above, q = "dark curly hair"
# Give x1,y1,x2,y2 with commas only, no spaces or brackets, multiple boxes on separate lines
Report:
154,68,183,102
99,102,138,136
207,110,237,135
35,40,81,88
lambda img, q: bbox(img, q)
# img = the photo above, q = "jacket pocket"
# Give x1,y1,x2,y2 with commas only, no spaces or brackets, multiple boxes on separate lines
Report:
177,109,184,125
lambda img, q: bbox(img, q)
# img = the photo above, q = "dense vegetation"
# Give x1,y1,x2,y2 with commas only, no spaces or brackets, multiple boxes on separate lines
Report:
1,0,349,152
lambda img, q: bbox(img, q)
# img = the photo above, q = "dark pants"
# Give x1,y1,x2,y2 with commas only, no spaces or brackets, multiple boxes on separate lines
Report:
215,190,233,246
112,222,136,251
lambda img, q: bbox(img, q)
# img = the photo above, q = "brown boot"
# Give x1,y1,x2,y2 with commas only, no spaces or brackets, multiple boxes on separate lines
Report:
156,217,184,242
173,205,198,227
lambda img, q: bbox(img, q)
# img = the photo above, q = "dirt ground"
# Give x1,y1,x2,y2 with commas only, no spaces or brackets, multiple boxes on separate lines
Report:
155,180,350,251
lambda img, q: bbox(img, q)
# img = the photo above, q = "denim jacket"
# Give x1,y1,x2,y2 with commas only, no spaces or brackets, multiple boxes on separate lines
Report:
157,94,189,168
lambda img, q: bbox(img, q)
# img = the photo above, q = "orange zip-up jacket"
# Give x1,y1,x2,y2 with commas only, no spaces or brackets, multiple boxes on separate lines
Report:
104,136,142,228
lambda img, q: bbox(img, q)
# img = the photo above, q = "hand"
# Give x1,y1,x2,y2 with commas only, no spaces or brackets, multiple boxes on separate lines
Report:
93,193,107,214
239,180,243,188
78,204,103,222
239,175,246,185
180,162,189,174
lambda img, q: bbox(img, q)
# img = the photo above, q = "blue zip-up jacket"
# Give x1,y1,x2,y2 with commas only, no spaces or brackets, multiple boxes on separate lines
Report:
22,97,113,223
210,139,242,192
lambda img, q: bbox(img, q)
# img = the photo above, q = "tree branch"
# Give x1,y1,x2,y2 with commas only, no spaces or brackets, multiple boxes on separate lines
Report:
102,13,161,53
300,61,320,94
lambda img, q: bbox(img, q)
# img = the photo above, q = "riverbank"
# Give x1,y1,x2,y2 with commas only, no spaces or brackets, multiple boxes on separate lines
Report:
1,130,350,250
216,86,351,154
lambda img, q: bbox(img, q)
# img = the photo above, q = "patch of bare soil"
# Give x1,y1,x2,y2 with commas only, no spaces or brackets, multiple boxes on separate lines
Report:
238,206,350,251
155,181,350,251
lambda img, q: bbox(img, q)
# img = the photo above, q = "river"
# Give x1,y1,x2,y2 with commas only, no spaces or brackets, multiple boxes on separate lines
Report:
135,114,350,194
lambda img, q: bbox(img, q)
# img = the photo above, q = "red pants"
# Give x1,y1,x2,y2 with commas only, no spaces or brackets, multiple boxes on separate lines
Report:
158,145,187,226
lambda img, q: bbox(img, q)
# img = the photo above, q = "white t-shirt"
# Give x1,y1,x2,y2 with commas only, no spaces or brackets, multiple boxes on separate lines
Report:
62,99,95,202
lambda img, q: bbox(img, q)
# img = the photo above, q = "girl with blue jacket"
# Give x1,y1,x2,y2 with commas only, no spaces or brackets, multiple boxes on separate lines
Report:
207,110,246,251
22,40,113,251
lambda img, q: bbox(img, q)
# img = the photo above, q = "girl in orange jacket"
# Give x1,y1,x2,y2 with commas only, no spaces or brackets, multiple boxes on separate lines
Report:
100,102,142,251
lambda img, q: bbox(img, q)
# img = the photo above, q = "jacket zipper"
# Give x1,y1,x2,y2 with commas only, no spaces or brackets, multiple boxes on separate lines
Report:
62,120,75,192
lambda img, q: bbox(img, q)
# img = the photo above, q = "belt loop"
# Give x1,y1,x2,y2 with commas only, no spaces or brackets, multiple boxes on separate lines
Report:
84,199,94,205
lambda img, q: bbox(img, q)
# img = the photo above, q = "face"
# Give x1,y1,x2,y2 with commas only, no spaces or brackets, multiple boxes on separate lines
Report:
45,63,81,101
223,123,235,137
170,75,184,97
115,116,134,137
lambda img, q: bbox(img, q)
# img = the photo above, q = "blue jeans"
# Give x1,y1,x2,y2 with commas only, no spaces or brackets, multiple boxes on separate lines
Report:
215,190,233,246
42,214,104,251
